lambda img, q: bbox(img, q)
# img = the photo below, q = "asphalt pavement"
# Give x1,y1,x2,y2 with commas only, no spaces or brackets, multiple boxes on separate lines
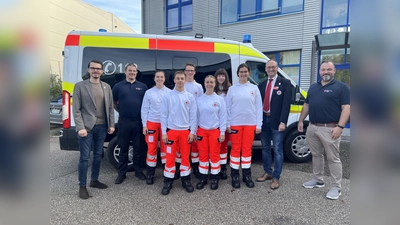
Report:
50,127,350,225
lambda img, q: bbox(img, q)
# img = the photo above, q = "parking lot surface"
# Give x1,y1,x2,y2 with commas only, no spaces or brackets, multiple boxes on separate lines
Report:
50,134,350,225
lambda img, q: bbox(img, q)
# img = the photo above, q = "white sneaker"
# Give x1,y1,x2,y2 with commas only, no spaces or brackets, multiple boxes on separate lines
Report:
326,187,341,200
302,179,325,189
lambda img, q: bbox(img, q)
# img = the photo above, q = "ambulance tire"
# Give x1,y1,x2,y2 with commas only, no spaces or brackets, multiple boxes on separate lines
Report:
284,129,311,163
107,136,135,172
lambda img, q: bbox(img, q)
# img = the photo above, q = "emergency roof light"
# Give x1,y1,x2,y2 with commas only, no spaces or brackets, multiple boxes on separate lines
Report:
99,28,107,32
243,34,251,43
195,33,203,39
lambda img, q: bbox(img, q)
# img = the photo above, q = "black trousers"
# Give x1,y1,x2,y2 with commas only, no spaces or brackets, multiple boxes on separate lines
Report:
117,117,143,176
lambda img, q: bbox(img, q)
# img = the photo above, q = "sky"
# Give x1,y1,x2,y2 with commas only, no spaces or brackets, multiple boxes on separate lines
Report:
82,0,142,33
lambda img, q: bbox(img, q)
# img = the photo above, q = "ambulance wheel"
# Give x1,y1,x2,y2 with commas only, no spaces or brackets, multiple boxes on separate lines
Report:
107,136,135,172
284,129,311,163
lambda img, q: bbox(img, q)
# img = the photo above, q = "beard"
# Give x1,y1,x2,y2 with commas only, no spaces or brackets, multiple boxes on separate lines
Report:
322,74,334,82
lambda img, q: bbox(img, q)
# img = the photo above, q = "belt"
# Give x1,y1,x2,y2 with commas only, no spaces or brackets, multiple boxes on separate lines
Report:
311,122,337,127
119,116,141,121
263,112,271,116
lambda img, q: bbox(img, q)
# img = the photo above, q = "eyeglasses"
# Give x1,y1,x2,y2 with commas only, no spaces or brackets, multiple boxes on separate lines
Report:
90,67,103,71
185,70,195,72
266,66,277,69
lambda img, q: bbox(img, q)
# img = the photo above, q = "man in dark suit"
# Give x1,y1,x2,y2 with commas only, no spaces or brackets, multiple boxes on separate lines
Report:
73,60,115,199
256,59,292,190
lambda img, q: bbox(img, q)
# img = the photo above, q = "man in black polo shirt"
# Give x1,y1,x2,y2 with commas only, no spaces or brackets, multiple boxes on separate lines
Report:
298,60,350,200
112,63,148,184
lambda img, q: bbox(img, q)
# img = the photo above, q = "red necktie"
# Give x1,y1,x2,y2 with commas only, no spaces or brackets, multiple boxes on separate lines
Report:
263,79,273,112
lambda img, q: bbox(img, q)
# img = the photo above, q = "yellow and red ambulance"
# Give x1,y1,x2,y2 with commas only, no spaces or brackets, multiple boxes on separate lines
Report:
59,30,310,170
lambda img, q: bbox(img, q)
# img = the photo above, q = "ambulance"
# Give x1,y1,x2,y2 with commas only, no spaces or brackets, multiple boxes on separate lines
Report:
59,30,310,171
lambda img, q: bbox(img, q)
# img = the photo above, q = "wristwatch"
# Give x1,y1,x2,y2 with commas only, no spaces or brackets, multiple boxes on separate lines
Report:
336,124,344,129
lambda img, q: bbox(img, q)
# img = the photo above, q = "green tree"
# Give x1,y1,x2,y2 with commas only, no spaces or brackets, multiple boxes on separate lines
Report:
50,73,62,100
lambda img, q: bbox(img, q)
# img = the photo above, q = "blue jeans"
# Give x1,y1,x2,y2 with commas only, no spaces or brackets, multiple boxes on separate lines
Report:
260,116,284,180
78,124,107,186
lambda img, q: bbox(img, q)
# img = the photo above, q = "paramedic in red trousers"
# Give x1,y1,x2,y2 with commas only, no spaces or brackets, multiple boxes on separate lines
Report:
73,60,115,199
226,63,263,188
196,75,227,190
184,62,204,179
214,68,232,180
298,60,350,200
256,59,292,190
113,63,148,184
141,70,171,185
160,71,197,195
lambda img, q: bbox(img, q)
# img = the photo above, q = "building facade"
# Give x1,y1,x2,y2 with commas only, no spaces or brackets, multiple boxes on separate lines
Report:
142,0,350,90
50,0,136,76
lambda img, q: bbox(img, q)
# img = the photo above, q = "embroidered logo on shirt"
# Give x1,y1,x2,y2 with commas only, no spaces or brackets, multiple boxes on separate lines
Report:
213,102,218,107
136,87,142,90
273,86,279,90
250,91,255,96
194,91,198,95
185,100,189,105
324,90,333,93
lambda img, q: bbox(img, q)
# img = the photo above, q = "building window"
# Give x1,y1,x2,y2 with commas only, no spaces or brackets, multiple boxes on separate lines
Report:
166,0,192,33
264,50,301,85
321,0,350,34
221,0,304,24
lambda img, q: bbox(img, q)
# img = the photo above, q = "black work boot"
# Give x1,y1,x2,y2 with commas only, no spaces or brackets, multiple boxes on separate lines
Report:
210,174,219,190
191,162,201,179
242,168,254,188
231,168,240,189
161,177,174,195
181,175,194,193
220,164,228,180
174,163,181,180
196,173,208,190
146,166,156,185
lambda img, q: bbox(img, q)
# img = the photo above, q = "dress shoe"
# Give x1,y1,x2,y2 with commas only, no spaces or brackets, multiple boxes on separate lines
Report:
220,169,228,180
89,180,108,189
135,172,146,180
256,173,273,182
270,178,280,190
161,183,173,195
79,186,91,199
196,179,208,189
210,179,219,190
146,175,154,185
115,175,126,184
231,176,240,189
243,176,255,188
182,180,194,193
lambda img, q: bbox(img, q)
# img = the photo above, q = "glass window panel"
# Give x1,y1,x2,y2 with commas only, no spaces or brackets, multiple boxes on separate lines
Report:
282,0,303,13
240,0,256,15
322,0,348,27
182,0,191,2
335,69,350,86
280,50,301,65
320,48,345,64
167,8,178,29
181,5,192,26
282,67,300,85
246,61,267,84
168,0,178,5
264,53,276,61
321,27,347,34
346,48,350,63
262,0,278,12
221,0,238,23
318,32,346,47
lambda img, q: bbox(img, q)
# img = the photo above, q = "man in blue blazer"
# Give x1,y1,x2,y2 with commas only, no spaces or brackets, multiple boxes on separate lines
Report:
73,60,115,199
256,59,292,190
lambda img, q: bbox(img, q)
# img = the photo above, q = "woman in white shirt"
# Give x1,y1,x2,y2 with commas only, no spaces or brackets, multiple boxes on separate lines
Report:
141,70,171,185
195,75,227,190
226,63,263,189
213,68,231,180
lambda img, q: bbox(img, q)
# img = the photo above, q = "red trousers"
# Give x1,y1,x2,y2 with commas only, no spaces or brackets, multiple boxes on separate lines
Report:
229,125,256,169
163,129,191,178
219,131,230,165
190,141,199,163
145,121,165,167
197,127,221,175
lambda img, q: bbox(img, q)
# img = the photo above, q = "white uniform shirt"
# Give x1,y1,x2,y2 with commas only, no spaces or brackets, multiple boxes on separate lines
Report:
160,89,197,135
184,81,204,98
225,81,263,129
197,93,227,135
141,86,171,126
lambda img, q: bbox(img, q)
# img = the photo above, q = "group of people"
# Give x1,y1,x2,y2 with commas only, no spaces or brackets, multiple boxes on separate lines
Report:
73,59,350,200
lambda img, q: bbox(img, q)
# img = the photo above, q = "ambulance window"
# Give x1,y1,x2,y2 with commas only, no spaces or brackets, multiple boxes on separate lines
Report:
246,61,267,85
